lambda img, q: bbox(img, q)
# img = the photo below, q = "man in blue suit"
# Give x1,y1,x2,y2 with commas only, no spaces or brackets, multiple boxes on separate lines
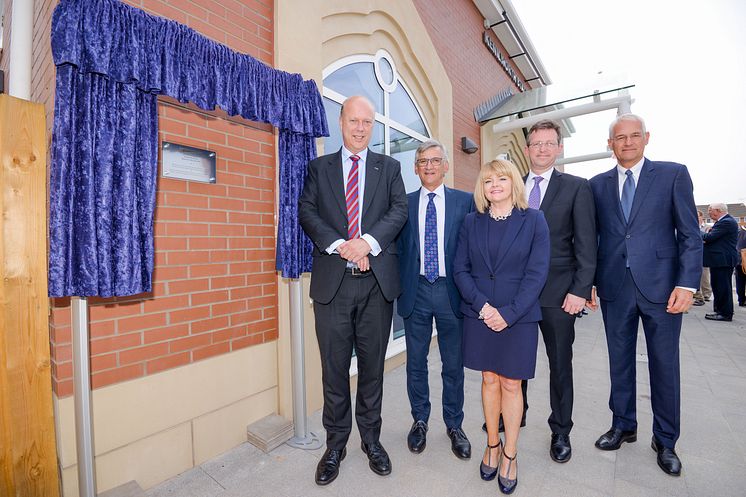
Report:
589,114,702,477
703,203,740,321
397,139,474,459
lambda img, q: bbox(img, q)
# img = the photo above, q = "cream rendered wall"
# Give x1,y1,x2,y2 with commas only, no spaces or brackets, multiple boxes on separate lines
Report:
54,341,278,496
275,0,454,421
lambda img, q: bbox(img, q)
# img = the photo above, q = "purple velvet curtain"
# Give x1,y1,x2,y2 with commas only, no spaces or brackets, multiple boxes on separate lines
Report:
49,0,327,297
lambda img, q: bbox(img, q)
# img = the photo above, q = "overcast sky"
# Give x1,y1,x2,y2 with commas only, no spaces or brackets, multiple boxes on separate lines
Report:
512,0,746,205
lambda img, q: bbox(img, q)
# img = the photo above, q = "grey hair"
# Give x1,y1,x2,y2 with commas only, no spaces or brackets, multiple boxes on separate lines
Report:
709,203,728,213
608,113,647,138
415,139,449,163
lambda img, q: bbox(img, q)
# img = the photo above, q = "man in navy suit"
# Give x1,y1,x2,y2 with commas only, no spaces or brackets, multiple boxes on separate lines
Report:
589,114,701,477
703,203,740,321
397,140,474,459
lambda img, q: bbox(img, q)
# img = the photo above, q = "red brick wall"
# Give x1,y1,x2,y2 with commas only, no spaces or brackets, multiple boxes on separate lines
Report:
40,0,278,397
412,0,526,192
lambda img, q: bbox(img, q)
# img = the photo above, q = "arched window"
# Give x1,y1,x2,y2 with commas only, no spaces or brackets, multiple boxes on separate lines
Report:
322,50,431,353
323,50,431,194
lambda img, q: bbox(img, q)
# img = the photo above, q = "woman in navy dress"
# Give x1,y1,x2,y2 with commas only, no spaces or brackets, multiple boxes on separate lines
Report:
454,159,549,494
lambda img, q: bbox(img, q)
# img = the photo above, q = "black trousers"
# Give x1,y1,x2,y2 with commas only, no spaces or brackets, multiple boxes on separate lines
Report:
735,265,745,305
710,266,735,317
521,307,576,434
313,271,393,450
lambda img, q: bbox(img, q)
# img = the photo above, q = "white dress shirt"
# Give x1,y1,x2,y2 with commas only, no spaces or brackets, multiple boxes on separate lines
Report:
418,184,447,278
616,157,644,199
326,147,382,256
525,167,554,206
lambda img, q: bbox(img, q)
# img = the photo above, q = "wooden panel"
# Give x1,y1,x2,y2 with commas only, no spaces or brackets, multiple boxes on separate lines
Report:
0,94,60,497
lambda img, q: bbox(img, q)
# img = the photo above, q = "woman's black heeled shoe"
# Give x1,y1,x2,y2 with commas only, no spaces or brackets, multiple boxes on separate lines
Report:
479,440,501,481
498,451,518,494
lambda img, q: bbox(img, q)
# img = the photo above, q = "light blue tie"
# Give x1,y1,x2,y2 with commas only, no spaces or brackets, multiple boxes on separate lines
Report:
424,193,438,283
621,170,636,222
528,176,543,209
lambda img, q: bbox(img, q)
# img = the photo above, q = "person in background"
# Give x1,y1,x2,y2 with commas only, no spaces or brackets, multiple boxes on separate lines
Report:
736,226,746,307
589,113,701,477
454,159,549,494
702,203,739,321
397,139,474,460
299,95,407,485
693,210,713,306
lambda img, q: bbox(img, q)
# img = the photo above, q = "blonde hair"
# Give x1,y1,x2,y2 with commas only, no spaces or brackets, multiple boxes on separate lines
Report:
473,159,528,213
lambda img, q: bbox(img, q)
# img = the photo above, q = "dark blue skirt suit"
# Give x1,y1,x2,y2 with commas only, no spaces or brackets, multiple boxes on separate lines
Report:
454,208,550,379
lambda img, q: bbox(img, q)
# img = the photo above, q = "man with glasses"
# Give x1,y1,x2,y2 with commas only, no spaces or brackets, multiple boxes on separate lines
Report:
589,114,701,476
397,140,474,459
518,120,597,463
299,95,407,485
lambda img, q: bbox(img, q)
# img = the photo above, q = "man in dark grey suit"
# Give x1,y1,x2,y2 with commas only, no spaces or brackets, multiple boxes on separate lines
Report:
299,95,407,485
703,203,740,321
396,140,474,459
522,120,597,463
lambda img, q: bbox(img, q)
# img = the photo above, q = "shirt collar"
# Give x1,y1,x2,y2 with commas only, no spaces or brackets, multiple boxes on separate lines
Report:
616,157,645,177
420,183,446,200
342,146,368,164
527,167,554,182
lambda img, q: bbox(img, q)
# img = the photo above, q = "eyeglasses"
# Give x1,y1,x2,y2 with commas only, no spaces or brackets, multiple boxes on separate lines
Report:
527,141,559,149
416,157,444,167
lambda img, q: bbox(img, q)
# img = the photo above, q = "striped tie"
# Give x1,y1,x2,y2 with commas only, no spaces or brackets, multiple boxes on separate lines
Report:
346,155,360,239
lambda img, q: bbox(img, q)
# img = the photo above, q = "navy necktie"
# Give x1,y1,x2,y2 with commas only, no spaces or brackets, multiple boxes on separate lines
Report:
424,192,438,283
621,170,635,222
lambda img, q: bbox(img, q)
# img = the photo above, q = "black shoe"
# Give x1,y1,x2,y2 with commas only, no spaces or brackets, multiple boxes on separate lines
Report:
361,441,392,476
482,415,526,434
480,440,501,481
705,313,733,321
498,450,518,494
315,447,346,485
692,299,705,306
651,437,682,476
594,428,637,450
407,420,427,453
447,427,471,459
739,302,746,307
550,433,571,463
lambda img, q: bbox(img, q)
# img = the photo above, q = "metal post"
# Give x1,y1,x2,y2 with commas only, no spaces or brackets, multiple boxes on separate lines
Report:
72,297,97,496
8,0,32,100
286,279,321,449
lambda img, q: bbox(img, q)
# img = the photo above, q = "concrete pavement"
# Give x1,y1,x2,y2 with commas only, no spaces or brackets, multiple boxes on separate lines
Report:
146,300,746,497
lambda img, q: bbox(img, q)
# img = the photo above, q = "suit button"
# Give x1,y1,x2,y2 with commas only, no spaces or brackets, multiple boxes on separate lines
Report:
625,234,631,239
490,274,494,280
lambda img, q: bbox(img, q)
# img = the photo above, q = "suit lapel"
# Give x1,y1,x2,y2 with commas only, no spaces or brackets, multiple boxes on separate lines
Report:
410,190,421,253
444,186,454,247
362,150,382,219
476,214,492,270
606,168,626,225
491,208,526,271
324,150,346,216
627,159,654,225
540,170,562,210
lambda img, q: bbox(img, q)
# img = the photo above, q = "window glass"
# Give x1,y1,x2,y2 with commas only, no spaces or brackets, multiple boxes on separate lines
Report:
377,57,394,87
390,129,422,193
324,62,383,111
390,84,428,136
